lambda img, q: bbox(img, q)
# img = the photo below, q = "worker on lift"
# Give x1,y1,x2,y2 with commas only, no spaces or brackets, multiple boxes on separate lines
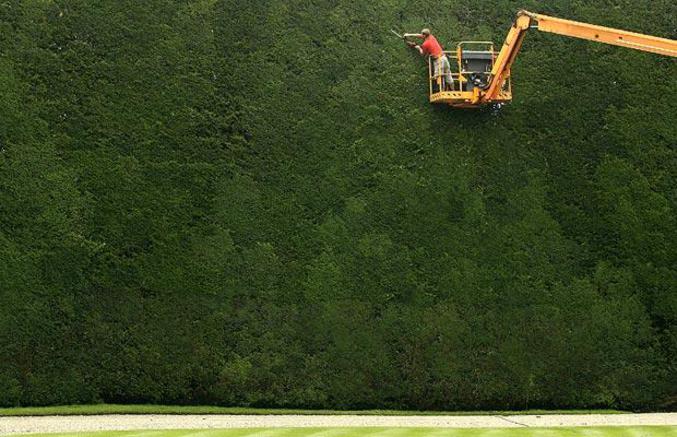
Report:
404,29,453,91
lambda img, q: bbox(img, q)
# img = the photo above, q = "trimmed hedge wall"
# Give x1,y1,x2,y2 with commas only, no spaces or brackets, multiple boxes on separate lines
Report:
0,0,675,410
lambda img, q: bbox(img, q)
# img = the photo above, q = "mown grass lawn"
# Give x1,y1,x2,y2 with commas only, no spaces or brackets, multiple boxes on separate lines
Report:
16,427,676,437
0,404,625,416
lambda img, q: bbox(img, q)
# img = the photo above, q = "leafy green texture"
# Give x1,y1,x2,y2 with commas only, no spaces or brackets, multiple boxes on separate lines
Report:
0,0,675,410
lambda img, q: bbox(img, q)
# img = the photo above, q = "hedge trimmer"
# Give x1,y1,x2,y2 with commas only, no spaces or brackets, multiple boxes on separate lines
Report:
391,29,417,48
390,29,404,39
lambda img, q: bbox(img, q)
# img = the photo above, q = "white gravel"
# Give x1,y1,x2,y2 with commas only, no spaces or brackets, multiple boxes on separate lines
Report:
0,413,676,435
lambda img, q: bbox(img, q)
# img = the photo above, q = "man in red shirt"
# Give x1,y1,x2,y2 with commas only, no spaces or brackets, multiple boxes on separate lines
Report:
404,29,454,91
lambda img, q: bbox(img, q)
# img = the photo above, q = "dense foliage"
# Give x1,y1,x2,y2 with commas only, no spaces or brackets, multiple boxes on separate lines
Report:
0,0,675,410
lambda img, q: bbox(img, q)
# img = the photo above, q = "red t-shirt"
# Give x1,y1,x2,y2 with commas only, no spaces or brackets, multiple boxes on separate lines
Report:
421,35,444,58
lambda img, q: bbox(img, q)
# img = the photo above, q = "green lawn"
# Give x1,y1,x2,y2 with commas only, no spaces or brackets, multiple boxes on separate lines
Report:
15,427,676,437
0,404,625,416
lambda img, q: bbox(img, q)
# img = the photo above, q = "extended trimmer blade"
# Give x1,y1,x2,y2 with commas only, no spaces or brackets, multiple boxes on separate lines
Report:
390,29,404,39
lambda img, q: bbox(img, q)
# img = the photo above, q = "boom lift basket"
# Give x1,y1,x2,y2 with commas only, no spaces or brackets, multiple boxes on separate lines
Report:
429,42,512,108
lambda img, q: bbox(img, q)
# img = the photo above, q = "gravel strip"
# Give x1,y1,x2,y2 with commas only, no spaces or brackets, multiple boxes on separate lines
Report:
0,413,675,435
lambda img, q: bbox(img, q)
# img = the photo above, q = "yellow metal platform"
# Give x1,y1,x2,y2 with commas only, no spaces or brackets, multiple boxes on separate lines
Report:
428,42,513,108
429,90,513,108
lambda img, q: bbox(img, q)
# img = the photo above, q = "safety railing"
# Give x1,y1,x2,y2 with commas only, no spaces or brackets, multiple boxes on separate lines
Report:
428,51,461,94
428,42,507,97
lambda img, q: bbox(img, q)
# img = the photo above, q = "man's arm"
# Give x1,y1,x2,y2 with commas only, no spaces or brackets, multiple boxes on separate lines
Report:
403,33,425,55
406,40,424,55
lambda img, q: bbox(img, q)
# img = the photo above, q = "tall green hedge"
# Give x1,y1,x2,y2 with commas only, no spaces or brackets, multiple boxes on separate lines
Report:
0,0,675,410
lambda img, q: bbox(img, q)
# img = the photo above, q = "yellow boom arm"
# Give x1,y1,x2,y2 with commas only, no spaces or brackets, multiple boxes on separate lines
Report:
483,10,677,102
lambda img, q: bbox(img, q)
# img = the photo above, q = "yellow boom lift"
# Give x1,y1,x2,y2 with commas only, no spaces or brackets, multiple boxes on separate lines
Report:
416,10,677,108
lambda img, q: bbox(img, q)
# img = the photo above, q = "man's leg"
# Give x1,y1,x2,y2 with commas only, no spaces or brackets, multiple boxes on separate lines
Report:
442,56,454,91
433,58,442,93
